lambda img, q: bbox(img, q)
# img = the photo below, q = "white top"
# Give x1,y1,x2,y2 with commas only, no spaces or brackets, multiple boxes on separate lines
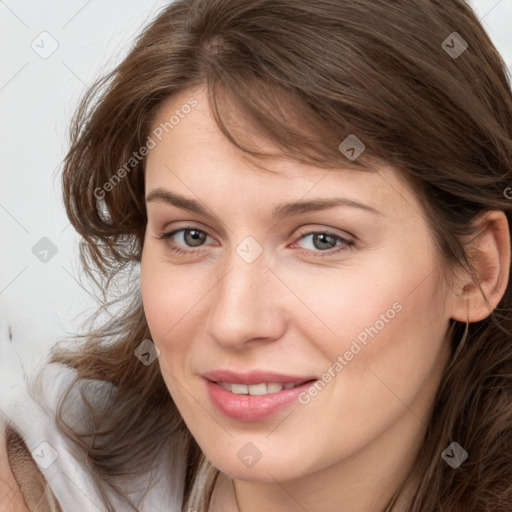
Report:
0,338,185,511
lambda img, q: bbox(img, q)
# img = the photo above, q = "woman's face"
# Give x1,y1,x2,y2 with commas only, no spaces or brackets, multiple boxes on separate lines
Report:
140,85,455,483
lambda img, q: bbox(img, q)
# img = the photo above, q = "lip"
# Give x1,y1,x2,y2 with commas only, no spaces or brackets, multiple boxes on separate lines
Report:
202,369,318,422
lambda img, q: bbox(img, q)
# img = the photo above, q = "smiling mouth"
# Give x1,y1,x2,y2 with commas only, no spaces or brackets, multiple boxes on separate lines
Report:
213,379,316,395
204,376,319,421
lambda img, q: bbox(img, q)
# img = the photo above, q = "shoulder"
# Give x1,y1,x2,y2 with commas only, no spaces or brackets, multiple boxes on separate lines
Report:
0,338,187,510
0,339,101,510
0,427,30,512
0,336,69,511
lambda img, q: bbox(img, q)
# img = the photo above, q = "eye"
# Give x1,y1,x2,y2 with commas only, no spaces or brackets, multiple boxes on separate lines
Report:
155,226,355,258
293,229,355,258
155,228,214,255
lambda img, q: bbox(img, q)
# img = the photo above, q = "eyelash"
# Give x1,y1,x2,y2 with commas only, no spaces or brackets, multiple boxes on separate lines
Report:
155,227,355,258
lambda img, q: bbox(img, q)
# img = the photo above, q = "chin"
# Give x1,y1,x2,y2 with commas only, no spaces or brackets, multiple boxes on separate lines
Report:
204,448,311,482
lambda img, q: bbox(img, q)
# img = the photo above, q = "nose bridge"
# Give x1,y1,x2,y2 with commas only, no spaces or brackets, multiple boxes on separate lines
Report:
206,242,285,347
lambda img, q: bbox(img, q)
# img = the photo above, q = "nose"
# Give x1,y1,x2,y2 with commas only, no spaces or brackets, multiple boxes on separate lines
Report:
206,248,287,350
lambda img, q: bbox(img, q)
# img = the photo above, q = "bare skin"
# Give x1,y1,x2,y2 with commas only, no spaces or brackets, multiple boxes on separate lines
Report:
0,428,29,512
140,84,510,512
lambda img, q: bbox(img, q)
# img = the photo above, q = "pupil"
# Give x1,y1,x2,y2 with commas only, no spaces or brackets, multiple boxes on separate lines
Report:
185,229,206,247
314,233,335,250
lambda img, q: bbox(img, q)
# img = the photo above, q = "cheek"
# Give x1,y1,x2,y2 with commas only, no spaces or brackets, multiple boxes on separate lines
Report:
326,271,450,422
290,253,449,399
274,259,408,361
140,247,196,337
140,250,214,374
368,276,451,386
139,259,194,405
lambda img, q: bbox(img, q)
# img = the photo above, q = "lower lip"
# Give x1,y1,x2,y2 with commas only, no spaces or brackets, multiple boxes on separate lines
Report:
204,379,317,422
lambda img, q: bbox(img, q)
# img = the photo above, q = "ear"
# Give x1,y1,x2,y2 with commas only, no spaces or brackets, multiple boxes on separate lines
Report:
450,210,510,323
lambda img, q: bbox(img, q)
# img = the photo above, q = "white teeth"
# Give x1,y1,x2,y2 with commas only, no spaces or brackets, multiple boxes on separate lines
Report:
217,382,303,395
231,384,249,394
248,383,267,395
218,381,232,392
267,383,284,393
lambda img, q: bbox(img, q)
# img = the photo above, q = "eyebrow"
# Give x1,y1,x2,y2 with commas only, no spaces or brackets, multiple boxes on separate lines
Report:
145,187,382,220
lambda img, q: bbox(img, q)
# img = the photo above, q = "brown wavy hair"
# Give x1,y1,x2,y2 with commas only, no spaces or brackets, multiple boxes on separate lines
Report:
7,0,512,510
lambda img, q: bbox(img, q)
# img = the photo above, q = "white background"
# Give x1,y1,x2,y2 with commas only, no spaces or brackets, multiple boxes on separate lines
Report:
1,0,511,369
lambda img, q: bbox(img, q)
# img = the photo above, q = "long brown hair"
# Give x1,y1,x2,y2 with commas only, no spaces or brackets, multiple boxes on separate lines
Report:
8,0,512,510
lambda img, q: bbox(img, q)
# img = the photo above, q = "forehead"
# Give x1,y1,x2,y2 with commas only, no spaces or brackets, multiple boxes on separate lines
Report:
145,86,422,222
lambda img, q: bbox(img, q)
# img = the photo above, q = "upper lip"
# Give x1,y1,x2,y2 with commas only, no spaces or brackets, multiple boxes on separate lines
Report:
202,369,318,385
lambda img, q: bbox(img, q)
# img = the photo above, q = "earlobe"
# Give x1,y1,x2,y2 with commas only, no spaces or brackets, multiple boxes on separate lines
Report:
450,210,511,323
